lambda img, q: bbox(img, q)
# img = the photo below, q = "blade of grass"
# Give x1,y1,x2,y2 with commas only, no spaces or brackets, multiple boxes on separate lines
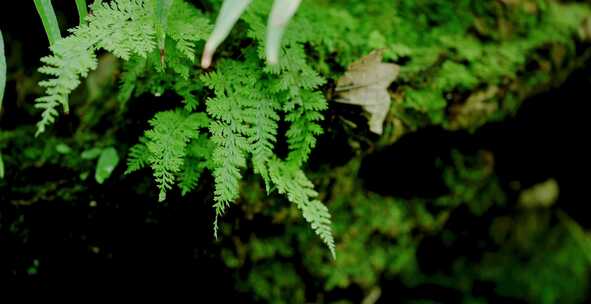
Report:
266,0,301,64
201,0,252,68
1,30,6,110
33,0,62,45
0,152,4,179
153,0,174,65
75,0,88,24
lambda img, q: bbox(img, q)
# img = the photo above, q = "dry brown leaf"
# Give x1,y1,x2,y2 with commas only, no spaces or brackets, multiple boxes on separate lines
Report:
335,50,400,134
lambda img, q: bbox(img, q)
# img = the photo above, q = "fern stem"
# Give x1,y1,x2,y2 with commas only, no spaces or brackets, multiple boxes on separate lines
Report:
34,0,62,45
75,0,88,24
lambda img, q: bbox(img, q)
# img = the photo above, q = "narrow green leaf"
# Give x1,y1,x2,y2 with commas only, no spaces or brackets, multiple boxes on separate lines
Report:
154,0,174,50
201,0,252,68
75,0,88,24
0,30,5,110
81,147,103,160
33,0,62,45
0,152,4,179
55,143,72,154
266,0,301,64
95,147,120,184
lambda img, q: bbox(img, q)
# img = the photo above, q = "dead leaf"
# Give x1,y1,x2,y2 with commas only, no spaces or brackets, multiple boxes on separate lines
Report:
335,50,400,134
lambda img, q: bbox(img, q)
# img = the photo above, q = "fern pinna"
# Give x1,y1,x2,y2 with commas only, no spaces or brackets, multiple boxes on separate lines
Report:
35,0,335,258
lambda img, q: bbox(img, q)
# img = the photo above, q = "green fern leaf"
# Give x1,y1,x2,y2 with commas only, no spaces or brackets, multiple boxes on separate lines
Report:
245,95,280,191
36,0,210,135
146,110,208,201
118,55,148,103
284,90,327,166
202,58,272,236
178,134,213,195
36,35,98,135
126,110,208,201
178,158,205,196
167,0,212,61
268,158,336,258
125,138,151,174
36,0,157,135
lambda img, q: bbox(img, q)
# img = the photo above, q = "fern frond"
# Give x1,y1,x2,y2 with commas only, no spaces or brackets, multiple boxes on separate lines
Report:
268,158,336,258
80,0,156,60
178,134,213,195
167,0,212,61
147,110,208,201
125,138,151,174
179,158,205,196
242,3,328,167
202,58,274,235
244,96,280,191
115,0,210,105
284,90,327,166
208,114,249,213
36,36,98,135
126,110,208,201
118,55,148,103
36,0,157,135
174,77,203,112
266,46,327,166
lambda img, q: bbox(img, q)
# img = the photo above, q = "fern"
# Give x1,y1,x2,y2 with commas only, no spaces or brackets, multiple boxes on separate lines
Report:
178,134,213,195
268,158,336,258
244,4,328,166
167,0,212,61
245,94,281,191
127,110,209,201
200,48,334,253
125,137,151,174
36,0,210,135
118,55,148,103
201,60,259,234
34,0,337,256
284,89,327,166
36,35,98,135
196,3,335,252
179,157,205,195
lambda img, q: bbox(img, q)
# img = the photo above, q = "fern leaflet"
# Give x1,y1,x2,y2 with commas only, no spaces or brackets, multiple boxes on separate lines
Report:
268,158,336,258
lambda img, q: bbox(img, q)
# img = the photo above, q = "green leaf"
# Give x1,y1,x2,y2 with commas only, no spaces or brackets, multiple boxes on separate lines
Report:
81,147,103,160
75,0,88,24
0,30,5,109
55,143,72,154
265,0,301,64
95,147,120,184
33,0,62,45
127,110,209,201
201,0,252,68
35,0,158,135
268,158,336,259
0,152,4,179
